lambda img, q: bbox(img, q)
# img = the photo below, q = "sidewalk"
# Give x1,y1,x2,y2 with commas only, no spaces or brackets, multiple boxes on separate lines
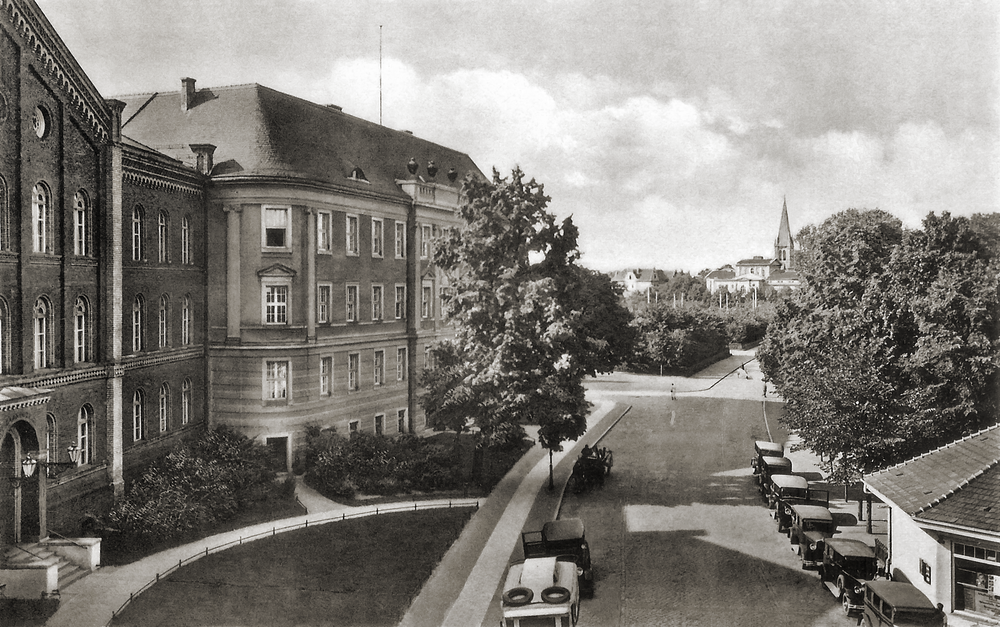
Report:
46,481,478,627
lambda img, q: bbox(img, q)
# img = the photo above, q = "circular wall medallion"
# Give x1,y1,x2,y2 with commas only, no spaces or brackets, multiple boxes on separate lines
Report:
32,105,50,138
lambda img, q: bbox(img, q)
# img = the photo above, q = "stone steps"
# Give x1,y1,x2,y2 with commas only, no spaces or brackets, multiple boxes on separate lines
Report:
4,542,91,594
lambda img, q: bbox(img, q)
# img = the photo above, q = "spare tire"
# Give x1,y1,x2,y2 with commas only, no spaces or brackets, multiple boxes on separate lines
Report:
541,586,571,604
503,587,533,606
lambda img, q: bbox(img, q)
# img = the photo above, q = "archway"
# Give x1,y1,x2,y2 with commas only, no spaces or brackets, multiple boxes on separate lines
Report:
0,421,41,543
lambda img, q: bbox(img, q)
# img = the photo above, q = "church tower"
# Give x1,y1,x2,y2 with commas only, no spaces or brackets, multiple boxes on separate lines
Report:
774,197,793,270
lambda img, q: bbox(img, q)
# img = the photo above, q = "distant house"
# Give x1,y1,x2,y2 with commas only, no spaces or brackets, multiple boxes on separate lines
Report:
611,268,669,294
863,424,1000,627
706,198,802,294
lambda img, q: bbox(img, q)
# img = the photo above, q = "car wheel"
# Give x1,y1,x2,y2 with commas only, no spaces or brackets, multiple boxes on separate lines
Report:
837,577,846,599
572,602,580,625
842,594,852,615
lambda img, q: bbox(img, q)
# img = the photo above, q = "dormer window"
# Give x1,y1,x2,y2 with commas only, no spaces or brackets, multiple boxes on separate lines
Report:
349,167,369,183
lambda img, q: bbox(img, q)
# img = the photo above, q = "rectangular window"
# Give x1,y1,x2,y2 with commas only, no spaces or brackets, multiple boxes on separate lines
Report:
317,283,331,324
397,347,407,381
263,206,290,248
421,224,432,258
181,216,190,264
182,381,191,425
74,205,87,256
265,361,289,400
320,356,332,396
374,414,384,436
349,420,359,437
158,213,168,263
395,222,405,258
346,215,359,255
264,284,288,324
182,297,191,345
425,345,434,370
374,350,384,387
371,217,384,257
348,353,360,391
317,211,332,253
346,284,358,322
395,285,406,320
422,285,432,319
372,285,383,321
397,408,407,434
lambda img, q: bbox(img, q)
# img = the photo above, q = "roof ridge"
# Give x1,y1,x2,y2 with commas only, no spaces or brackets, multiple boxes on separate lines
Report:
869,422,1000,477
914,456,1000,515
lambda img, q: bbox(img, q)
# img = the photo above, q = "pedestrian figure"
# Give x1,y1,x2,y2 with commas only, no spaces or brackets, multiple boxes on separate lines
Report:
670,383,676,401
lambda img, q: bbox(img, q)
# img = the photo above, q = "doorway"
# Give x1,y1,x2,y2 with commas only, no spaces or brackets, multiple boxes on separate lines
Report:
1,421,41,544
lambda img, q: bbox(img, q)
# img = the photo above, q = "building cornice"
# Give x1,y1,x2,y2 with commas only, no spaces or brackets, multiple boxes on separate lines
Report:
2,0,112,141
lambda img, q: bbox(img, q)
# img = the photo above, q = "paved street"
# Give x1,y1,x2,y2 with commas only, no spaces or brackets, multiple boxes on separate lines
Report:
481,353,885,627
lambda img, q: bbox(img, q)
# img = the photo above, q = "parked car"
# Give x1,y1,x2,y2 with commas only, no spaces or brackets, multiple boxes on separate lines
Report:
766,474,808,509
819,538,878,615
774,487,830,534
501,556,580,627
787,503,835,568
751,440,783,474
522,518,593,596
568,446,613,494
757,456,792,496
860,580,945,626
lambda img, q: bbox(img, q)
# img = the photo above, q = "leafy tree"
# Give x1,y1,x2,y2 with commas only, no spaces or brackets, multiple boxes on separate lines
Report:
760,210,1000,481
421,167,631,466
630,303,728,371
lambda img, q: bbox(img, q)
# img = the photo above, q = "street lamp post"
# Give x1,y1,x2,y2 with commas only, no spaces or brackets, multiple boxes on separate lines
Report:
19,445,81,480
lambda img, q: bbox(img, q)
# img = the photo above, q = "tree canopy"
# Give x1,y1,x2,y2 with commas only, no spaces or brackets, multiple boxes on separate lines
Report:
759,210,1000,480
420,167,633,453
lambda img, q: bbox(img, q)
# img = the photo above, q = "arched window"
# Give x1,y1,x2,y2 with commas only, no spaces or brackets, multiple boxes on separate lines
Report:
158,295,170,348
0,175,9,251
34,297,51,369
74,190,90,256
74,296,89,363
132,390,145,442
181,215,190,264
182,295,191,345
132,206,144,261
78,405,93,465
182,378,192,425
0,297,7,374
159,383,170,432
32,182,52,253
132,295,145,353
158,211,169,263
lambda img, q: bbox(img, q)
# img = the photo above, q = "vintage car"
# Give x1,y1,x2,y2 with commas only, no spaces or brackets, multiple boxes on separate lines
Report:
819,538,878,614
766,473,809,508
787,503,835,568
756,456,792,496
774,487,829,534
568,446,613,494
860,580,945,626
521,518,593,596
751,440,784,473
501,556,580,627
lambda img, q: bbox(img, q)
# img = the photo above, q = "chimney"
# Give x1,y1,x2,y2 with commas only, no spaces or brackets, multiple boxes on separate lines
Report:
181,77,196,111
189,144,216,175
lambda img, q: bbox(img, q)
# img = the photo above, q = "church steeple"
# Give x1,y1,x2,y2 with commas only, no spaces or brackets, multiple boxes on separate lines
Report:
774,197,793,270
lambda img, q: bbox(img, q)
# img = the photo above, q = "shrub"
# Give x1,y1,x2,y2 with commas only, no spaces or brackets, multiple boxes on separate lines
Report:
107,427,277,543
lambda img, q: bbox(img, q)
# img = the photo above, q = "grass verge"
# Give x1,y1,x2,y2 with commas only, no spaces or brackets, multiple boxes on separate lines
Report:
109,507,474,627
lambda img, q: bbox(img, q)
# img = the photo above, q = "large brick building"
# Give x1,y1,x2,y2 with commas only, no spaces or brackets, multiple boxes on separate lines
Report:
117,82,482,469
0,0,482,582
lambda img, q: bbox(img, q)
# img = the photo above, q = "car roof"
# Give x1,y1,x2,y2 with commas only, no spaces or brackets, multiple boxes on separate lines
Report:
789,504,833,520
866,580,936,609
755,441,783,454
771,475,808,488
825,538,875,557
543,518,585,542
761,456,792,467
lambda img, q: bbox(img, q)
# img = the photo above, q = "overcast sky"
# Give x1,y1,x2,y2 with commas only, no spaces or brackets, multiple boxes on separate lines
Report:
38,0,999,273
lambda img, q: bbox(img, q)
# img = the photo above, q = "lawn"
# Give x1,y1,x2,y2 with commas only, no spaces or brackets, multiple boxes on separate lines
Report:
109,507,474,627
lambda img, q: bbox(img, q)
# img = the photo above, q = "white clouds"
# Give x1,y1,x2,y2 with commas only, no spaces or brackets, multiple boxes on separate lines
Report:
297,54,996,274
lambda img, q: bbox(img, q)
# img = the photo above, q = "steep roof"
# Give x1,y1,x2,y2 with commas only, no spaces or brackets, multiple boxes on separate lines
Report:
767,270,802,282
736,257,780,267
865,424,1000,533
117,83,484,200
776,197,793,248
706,268,735,280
